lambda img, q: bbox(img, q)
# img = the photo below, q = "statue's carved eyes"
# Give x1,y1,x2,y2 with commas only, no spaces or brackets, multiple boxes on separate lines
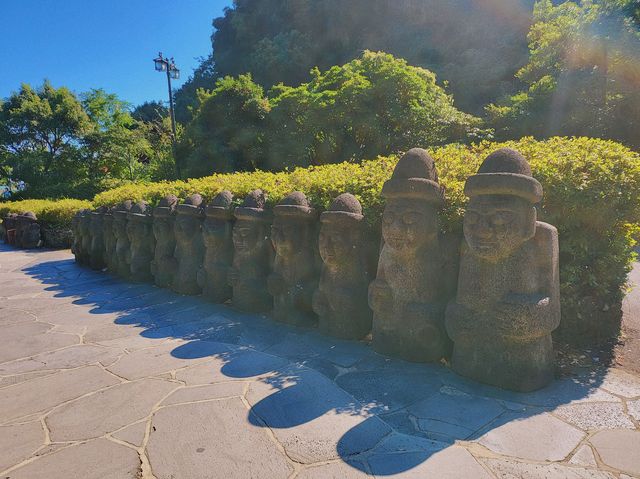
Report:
491,211,514,226
402,212,422,225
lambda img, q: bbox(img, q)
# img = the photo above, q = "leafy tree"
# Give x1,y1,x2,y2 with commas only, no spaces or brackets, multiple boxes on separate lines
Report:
131,101,168,124
0,81,91,197
178,74,270,177
173,54,217,124
487,0,640,147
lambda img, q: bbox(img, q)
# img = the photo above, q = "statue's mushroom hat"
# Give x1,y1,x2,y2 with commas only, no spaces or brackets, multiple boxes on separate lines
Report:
113,200,133,219
153,194,178,218
320,193,364,226
234,189,272,222
465,148,542,203
20,211,37,222
176,194,204,217
205,190,234,220
91,205,108,218
128,201,152,221
382,148,444,203
274,191,317,220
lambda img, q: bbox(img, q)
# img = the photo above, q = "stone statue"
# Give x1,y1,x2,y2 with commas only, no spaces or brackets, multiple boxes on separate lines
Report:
3,213,18,245
71,210,85,263
17,212,41,249
103,208,116,272
268,192,321,327
173,194,205,295
151,195,178,288
198,191,235,303
445,148,560,391
369,148,458,362
127,201,155,282
89,207,107,270
228,190,274,312
79,209,93,262
313,194,376,339
112,201,133,278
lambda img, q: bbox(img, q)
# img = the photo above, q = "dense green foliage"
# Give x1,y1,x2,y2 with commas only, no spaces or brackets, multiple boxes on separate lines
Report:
488,0,640,148
0,198,92,228
178,52,482,177
0,82,177,200
95,137,640,340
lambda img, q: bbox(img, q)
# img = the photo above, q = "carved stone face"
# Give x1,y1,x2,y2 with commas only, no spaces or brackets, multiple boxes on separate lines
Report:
202,217,229,246
464,195,535,260
153,217,172,238
175,214,199,236
319,223,355,268
232,220,263,254
382,198,438,252
127,220,150,242
271,217,307,256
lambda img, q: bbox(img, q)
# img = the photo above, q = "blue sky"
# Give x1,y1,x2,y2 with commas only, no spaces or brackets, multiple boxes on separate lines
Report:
0,0,232,107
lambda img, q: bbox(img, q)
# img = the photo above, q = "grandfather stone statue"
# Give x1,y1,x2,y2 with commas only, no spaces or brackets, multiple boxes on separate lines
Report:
103,208,116,272
3,213,18,245
89,207,107,270
369,148,458,362
173,194,205,295
17,212,41,249
80,208,93,263
113,201,133,279
127,201,155,282
445,148,560,392
228,190,274,312
198,191,235,303
268,192,321,327
71,210,85,264
313,193,376,339
151,195,178,288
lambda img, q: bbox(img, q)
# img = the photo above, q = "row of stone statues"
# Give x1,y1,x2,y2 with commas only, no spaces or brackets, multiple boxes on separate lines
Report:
2,212,42,249
73,147,560,392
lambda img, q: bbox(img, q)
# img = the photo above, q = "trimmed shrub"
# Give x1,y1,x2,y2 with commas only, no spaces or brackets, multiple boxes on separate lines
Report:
94,137,640,343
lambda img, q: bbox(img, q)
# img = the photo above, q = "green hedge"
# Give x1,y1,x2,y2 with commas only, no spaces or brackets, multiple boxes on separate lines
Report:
0,199,93,228
6,137,639,343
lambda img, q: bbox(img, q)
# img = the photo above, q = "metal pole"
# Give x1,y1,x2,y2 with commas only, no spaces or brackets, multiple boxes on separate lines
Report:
165,63,180,177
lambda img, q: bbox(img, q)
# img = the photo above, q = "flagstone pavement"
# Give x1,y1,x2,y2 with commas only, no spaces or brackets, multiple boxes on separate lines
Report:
1,244,640,479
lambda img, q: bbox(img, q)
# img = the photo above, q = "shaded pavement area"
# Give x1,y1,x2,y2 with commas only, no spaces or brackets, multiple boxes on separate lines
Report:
1,244,640,478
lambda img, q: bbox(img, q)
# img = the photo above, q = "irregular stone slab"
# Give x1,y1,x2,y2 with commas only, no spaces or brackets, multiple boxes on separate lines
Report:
0,366,120,423
569,445,598,467
112,420,147,447
628,398,640,421
483,458,616,479
367,445,492,478
370,432,448,455
147,399,292,478
0,322,78,363
297,461,372,478
7,438,140,479
0,421,44,471
176,348,289,385
553,402,635,430
47,378,177,441
335,366,442,414
599,368,640,398
106,340,227,380
0,370,56,389
0,344,121,375
407,390,505,440
247,367,391,463
0,308,36,325
477,412,584,461
161,382,247,406
591,429,640,476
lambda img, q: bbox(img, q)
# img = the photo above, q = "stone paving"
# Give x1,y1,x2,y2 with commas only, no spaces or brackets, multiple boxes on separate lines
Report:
1,244,640,479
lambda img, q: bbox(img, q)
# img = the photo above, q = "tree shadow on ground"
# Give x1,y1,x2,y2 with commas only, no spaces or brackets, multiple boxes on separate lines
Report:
21,255,611,476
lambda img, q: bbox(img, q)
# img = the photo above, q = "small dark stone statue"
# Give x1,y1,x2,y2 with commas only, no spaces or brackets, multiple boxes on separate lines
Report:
445,148,560,392
72,209,91,265
173,194,205,295
229,190,274,312
151,195,178,288
268,192,321,327
369,148,458,362
3,213,18,245
80,209,93,263
198,191,235,303
313,194,375,339
103,208,116,272
113,201,133,278
89,207,107,270
127,201,155,282
17,212,41,249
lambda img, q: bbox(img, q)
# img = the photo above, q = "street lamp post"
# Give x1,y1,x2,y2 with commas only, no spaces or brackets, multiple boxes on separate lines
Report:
153,52,181,176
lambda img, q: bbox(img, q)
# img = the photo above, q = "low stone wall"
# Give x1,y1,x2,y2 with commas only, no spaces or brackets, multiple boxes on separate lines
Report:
73,147,561,392
1,212,43,249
